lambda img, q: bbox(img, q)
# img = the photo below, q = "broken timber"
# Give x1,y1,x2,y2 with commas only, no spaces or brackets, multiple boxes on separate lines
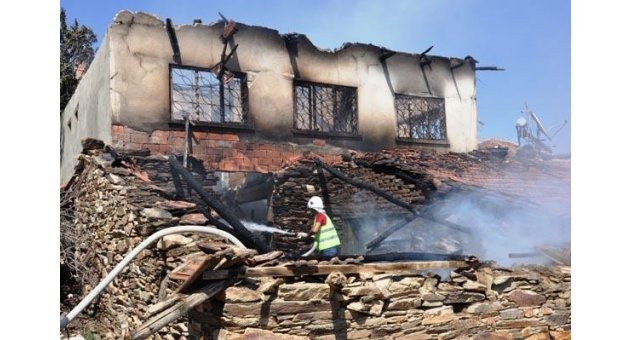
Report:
316,163,334,216
131,279,236,340
168,155,268,252
313,159,470,250
165,18,181,64
202,260,466,280
366,207,471,251
314,159,416,213
366,214,423,250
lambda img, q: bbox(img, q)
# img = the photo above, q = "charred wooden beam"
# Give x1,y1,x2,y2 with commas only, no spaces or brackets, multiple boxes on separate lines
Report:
379,48,397,61
218,41,228,121
132,279,236,340
419,45,434,58
452,56,479,70
419,45,434,67
168,156,268,252
316,164,333,215
366,214,422,250
475,66,505,71
206,215,235,234
366,210,472,251
213,17,239,122
419,213,471,234
182,115,194,167
223,44,239,64
216,40,238,121
165,18,181,64
314,159,417,214
314,159,471,251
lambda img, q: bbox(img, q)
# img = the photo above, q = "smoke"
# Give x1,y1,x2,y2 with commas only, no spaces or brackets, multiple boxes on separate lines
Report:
428,187,570,266
346,191,409,253
347,192,427,253
350,178,570,266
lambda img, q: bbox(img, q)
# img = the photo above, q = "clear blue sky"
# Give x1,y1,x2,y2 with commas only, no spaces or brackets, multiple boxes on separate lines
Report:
61,0,571,154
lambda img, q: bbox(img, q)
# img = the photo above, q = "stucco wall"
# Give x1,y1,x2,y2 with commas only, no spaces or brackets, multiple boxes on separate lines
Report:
60,36,112,182
106,11,477,153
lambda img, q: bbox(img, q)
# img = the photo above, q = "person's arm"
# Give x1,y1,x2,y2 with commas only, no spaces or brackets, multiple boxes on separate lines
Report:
307,213,325,238
307,220,321,238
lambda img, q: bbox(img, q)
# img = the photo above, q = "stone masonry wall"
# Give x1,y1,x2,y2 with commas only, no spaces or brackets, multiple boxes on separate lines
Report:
61,150,233,338
188,265,570,340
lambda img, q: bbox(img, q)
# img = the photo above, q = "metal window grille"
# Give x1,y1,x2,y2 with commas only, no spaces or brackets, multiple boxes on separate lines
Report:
294,81,358,134
170,65,248,125
395,95,447,140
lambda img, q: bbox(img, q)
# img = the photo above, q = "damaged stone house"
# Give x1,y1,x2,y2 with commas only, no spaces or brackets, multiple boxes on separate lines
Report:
61,10,481,183
60,10,570,340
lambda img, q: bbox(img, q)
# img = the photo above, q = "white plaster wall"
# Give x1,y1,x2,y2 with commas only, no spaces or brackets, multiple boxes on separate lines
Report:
60,36,112,182
106,11,477,150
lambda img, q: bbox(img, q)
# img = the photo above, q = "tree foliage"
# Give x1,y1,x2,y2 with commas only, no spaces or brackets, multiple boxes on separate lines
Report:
60,8,97,112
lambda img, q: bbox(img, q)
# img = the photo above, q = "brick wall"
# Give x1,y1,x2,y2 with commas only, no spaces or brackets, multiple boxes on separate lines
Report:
111,125,343,172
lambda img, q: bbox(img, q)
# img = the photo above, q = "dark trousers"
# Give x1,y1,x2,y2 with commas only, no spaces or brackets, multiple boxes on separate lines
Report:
320,246,340,257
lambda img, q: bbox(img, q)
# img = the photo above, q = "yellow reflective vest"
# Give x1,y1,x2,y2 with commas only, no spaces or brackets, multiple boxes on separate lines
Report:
315,212,341,251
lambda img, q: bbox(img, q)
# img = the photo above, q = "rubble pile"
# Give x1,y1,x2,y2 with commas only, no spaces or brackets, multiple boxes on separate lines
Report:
60,139,571,339
189,264,571,339
269,147,534,234
266,146,571,257
60,143,225,338
271,159,425,230
355,147,570,206
357,149,507,194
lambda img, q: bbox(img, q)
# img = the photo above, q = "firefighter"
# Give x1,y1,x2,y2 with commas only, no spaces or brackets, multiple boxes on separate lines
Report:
299,196,341,257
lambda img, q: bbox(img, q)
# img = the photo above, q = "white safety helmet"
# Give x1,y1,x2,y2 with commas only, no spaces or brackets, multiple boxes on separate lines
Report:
307,196,324,212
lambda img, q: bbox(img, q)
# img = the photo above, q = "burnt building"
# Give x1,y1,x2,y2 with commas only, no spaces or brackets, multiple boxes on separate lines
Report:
61,11,482,182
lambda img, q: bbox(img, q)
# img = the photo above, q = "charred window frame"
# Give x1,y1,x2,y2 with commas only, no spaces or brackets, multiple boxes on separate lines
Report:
395,94,447,141
170,64,249,126
293,80,358,136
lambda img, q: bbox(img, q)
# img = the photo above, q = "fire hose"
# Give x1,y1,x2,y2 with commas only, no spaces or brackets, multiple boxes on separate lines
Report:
302,240,318,257
294,232,318,257
60,225,246,330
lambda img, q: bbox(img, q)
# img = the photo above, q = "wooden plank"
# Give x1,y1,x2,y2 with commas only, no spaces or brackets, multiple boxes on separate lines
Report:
168,155,268,252
169,254,215,294
169,254,211,281
251,250,284,265
132,279,236,340
145,295,181,317
366,214,422,250
202,261,466,280
136,296,185,334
